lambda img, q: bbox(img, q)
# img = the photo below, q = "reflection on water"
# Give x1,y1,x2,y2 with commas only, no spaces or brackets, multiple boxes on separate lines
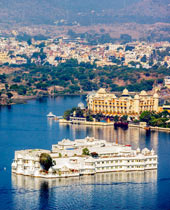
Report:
12,170,157,191
1,96,169,210
11,123,159,209
59,124,159,152
47,118,54,127
12,171,157,210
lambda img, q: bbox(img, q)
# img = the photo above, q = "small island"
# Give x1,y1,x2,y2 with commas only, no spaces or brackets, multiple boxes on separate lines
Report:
12,136,157,178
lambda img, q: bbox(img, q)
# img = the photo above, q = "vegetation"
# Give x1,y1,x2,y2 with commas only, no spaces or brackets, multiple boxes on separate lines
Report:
16,33,48,42
95,113,103,122
63,107,130,124
68,30,133,45
63,108,76,120
113,115,119,122
6,92,13,99
68,30,117,45
39,153,53,171
0,58,170,105
63,107,96,122
86,112,93,121
63,107,84,120
82,148,90,155
139,110,170,128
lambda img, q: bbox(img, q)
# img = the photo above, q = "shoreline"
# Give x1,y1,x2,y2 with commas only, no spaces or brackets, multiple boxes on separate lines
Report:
0,93,87,106
128,124,170,132
59,119,170,132
0,95,37,106
12,170,157,184
2,93,170,133
59,119,115,126
12,168,157,179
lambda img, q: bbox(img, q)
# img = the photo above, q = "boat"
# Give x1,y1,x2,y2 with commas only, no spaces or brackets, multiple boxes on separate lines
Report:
47,112,56,118
114,121,128,129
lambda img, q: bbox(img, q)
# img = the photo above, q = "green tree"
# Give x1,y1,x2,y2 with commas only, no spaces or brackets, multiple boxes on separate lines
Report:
139,111,152,124
161,110,169,118
125,45,135,51
32,52,39,59
39,153,53,171
63,110,72,120
120,34,132,43
82,148,90,155
27,39,32,46
0,74,6,83
95,113,103,122
141,55,147,63
86,114,93,121
5,84,8,90
13,76,21,83
76,108,84,117
114,115,119,122
121,115,128,122
69,85,80,93
7,92,13,99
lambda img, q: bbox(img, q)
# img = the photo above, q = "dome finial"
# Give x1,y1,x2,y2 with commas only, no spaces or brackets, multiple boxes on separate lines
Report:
122,88,129,96
97,88,106,94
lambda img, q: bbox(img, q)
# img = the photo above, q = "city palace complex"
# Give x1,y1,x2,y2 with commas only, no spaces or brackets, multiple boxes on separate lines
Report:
87,88,159,116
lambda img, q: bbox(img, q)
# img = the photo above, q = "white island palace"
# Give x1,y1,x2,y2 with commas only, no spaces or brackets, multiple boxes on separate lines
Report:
12,137,157,178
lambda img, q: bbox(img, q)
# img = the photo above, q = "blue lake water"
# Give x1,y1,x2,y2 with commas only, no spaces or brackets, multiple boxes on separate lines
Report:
0,96,170,210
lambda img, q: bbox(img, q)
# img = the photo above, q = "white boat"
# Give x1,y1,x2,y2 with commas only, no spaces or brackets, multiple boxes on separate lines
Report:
47,112,56,118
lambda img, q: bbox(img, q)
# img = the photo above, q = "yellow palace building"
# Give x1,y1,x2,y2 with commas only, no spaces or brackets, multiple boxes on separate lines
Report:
87,88,159,116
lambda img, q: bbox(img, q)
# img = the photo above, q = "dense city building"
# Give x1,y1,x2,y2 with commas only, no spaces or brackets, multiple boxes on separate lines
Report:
0,52,10,64
0,36,170,67
164,76,170,89
87,88,159,116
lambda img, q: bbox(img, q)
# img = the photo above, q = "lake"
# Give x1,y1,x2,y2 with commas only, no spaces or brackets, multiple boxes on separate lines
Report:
0,96,170,210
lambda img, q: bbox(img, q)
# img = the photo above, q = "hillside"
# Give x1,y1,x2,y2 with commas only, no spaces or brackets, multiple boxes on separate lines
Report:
0,59,169,97
120,0,170,23
0,0,169,26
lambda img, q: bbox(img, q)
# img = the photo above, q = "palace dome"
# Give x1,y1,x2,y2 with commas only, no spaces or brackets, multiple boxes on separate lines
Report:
111,94,117,99
78,102,85,109
122,88,129,96
139,90,147,96
153,93,159,98
97,88,106,94
134,94,139,99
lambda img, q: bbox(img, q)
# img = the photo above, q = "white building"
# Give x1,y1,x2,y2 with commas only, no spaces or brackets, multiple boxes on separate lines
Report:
12,137,157,178
164,76,170,88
